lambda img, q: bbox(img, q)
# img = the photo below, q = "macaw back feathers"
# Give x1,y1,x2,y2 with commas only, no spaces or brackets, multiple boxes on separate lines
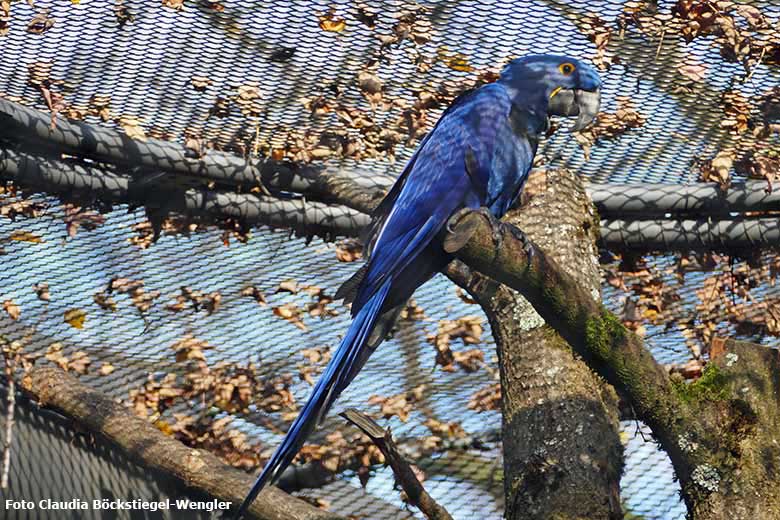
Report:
236,54,602,518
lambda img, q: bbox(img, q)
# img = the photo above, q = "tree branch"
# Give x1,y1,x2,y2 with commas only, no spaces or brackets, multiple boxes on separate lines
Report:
0,98,390,214
442,207,691,467
340,409,453,520
0,146,369,239
445,169,623,519
443,204,780,517
589,181,780,217
20,366,346,520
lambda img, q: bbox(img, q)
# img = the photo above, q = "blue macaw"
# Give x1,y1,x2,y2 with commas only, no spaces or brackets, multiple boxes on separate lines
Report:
237,54,601,516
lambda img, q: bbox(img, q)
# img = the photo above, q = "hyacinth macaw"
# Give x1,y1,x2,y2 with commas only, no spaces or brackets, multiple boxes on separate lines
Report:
237,54,601,516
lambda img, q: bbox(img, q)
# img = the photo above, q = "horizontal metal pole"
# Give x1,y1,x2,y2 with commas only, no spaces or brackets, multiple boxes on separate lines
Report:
0,98,258,183
3,98,780,252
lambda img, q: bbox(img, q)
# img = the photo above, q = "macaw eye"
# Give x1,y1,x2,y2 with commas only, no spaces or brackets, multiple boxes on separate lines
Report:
559,62,575,75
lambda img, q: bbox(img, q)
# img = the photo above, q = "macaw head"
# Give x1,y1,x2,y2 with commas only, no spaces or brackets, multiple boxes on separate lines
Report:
499,55,602,131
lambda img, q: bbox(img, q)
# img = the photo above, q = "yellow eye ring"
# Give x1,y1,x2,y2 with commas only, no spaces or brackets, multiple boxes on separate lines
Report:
559,62,575,75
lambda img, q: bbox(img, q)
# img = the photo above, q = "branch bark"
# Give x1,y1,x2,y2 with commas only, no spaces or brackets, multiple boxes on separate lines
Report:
447,169,623,519
0,146,369,239
340,409,454,520
445,183,780,519
19,366,346,520
0,98,389,214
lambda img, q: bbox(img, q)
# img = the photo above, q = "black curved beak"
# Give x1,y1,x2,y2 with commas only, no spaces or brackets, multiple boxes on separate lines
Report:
548,88,601,132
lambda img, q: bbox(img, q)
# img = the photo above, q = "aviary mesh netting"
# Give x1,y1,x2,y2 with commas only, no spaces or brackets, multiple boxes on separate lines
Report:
1,1,779,519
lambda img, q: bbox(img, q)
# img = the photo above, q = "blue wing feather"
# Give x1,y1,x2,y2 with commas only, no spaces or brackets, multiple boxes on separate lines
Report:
237,81,539,518
352,83,518,311
235,279,392,518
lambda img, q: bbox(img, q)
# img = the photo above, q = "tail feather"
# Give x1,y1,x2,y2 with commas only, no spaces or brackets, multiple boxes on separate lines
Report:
235,279,392,518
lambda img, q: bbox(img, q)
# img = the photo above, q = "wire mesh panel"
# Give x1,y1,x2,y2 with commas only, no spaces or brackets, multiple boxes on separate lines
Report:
1,1,780,519
0,386,218,520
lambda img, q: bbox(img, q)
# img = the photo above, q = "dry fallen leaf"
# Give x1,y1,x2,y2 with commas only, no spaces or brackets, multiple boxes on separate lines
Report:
26,9,54,34
171,335,214,363
427,316,483,372
64,308,87,329
201,0,223,11
117,115,147,141
45,343,69,370
720,90,750,135
580,15,613,70
63,204,106,238
115,0,135,26
69,350,91,374
94,292,117,311
99,363,115,376
353,2,377,28
425,418,466,439
0,1,10,36
335,239,363,262
33,283,50,301
368,385,426,422
162,0,184,10
469,383,501,412
446,52,472,72
455,287,477,305
2,299,20,320
27,61,53,87
700,149,734,190
400,299,426,321
9,230,44,243
357,71,383,95
273,303,307,331
276,279,299,294
240,286,268,306
678,63,707,82
319,8,346,32
574,96,646,159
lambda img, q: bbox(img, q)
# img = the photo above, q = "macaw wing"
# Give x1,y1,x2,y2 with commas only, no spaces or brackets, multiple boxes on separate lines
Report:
350,84,514,313
336,88,481,307
361,87,480,257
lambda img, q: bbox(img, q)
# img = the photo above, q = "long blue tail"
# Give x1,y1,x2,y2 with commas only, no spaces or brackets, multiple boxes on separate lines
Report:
235,279,392,518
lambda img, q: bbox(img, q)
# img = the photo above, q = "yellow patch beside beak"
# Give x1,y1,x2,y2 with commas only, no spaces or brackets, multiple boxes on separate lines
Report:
549,86,563,99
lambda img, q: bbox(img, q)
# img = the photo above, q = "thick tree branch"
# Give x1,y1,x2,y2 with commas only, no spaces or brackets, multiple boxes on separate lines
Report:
0,98,389,214
19,366,345,520
445,208,683,427
444,205,780,518
340,409,453,520
589,181,780,217
445,169,623,519
0,146,368,239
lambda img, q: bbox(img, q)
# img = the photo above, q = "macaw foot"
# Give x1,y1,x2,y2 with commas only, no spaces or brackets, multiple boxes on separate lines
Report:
443,207,488,253
508,225,536,263
469,208,510,264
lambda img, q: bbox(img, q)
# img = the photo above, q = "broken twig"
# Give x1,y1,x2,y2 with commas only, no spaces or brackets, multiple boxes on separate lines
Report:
340,408,453,520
